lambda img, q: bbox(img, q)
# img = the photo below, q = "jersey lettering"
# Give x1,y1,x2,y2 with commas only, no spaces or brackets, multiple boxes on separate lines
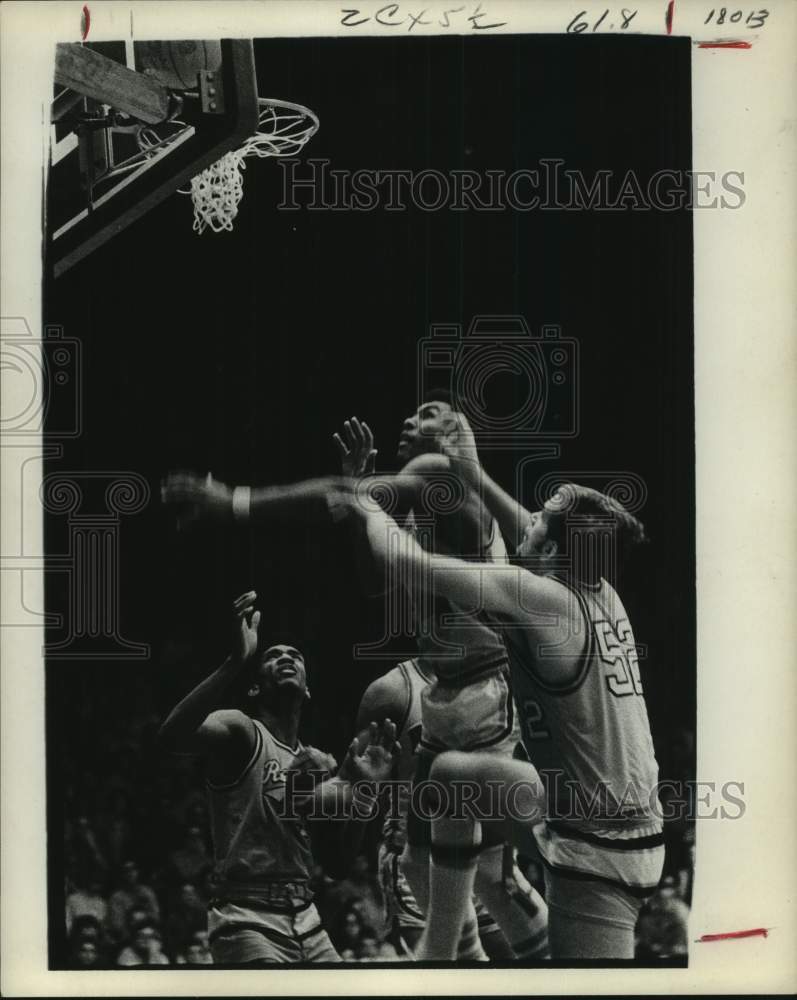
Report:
522,698,550,741
262,758,286,801
594,618,643,697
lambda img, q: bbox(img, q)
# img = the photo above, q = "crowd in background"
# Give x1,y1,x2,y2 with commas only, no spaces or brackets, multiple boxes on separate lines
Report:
60,699,693,967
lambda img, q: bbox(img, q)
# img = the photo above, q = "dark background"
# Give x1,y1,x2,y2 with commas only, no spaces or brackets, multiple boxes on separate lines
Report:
45,33,694,964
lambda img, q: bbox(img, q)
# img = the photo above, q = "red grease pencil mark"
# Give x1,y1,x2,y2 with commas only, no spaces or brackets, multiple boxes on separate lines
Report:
81,5,90,41
697,927,770,943
698,40,753,48
665,0,674,35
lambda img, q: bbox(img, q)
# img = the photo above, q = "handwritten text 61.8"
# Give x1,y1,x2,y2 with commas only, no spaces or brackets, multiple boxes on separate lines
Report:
566,9,638,32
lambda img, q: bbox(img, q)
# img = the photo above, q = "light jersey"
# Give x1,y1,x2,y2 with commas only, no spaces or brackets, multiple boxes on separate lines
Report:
380,658,429,856
206,718,315,907
503,574,664,894
408,512,510,686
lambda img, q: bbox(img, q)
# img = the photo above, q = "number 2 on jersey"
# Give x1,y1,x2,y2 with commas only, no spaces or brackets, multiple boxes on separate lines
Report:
594,618,643,697
522,699,551,741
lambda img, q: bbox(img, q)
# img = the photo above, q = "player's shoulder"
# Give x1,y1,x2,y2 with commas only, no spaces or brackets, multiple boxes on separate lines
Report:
362,666,407,706
553,574,631,624
401,452,450,476
203,711,260,786
357,665,411,727
369,660,412,691
206,707,253,731
203,709,259,755
598,577,629,616
516,566,577,613
510,571,589,676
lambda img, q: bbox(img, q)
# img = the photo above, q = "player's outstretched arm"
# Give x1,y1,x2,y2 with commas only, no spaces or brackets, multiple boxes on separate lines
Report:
161,471,357,526
355,500,567,623
441,412,534,552
163,451,483,538
157,591,259,766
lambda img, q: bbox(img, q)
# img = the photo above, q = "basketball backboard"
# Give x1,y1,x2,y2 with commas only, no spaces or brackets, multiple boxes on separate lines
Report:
47,39,259,278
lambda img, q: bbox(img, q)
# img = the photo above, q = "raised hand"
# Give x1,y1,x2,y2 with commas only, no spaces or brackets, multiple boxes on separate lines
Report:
231,590,260,665
439,411,481,486
161,471,233,527
338,719,400,785
333,416,377,478
294,745,339,779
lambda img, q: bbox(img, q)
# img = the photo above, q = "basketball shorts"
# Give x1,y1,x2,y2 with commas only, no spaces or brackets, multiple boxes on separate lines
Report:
208,900,341,964
544,869,643,931
419,669,519,757
531,821,666,902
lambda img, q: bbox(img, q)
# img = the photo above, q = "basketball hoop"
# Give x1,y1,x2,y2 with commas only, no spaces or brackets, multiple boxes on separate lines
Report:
182,98,319,234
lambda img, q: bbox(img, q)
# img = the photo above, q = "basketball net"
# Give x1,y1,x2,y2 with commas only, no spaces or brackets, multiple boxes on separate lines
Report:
185,98,319,234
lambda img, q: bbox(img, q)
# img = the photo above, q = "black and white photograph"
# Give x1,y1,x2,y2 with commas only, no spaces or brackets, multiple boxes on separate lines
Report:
1,1,795,994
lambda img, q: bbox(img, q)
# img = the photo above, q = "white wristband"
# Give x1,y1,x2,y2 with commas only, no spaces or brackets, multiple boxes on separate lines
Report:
232,485,251,522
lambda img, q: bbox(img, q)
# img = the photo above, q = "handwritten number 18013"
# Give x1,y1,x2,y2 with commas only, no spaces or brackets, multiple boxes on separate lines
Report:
566,9,638,32
704,8,769,27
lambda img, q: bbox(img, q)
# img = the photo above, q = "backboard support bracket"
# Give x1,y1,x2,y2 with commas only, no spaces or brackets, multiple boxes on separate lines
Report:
49,39,259,278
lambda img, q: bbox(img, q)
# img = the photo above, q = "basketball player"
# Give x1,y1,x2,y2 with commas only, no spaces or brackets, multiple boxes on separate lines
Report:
355,656,549,961
335,402,548,959
339,412,549,961
349,416,664,960
158,590,399,965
